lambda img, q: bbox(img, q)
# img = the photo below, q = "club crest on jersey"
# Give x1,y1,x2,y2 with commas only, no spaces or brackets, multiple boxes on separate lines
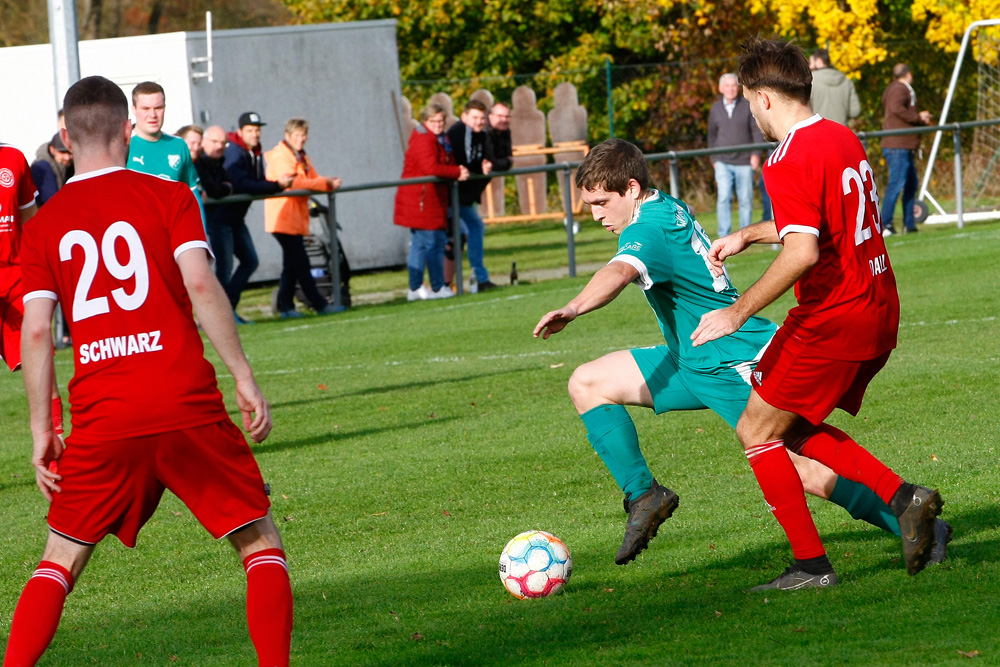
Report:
168,154,181,169
618,241,642,254
0,168,14,188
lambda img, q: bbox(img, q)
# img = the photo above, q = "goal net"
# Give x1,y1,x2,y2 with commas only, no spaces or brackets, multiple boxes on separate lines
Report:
921,19,1000,224
966,25,1000,213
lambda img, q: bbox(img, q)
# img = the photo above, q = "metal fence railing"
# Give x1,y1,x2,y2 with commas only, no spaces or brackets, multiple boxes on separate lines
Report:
206,118,1000,307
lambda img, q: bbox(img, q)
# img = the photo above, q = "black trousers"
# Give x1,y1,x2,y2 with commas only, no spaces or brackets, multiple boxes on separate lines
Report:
272,232,328,312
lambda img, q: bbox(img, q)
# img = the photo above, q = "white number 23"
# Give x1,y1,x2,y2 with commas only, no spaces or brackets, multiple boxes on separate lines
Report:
842,160,882,246
59,221,150,322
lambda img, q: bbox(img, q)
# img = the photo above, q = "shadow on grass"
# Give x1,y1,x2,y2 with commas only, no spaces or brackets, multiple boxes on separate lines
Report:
251,416,462,456
33,503,1000,666
266,368,529,412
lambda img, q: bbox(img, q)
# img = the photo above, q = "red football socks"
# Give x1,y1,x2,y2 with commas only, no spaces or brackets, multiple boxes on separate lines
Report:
243,548,293,667
793,423,904,506
746,440,826,560
3,561,73,667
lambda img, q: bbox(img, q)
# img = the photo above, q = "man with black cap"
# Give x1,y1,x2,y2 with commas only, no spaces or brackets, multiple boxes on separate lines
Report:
217,112,295,324
30,133,74,206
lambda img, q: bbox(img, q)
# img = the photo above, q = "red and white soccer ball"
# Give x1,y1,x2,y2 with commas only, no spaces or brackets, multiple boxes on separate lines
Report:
498,530,572,599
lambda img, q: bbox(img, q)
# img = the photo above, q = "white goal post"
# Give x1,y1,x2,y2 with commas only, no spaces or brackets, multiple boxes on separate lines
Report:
918,18,1000,225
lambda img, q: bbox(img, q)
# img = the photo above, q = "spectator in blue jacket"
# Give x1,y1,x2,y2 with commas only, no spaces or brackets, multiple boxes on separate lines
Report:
30,133,74,206
212,113,294,323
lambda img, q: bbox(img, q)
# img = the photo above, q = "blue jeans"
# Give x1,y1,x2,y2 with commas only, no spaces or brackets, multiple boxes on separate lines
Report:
881,148,918,231
714,162,754,237
759,154,773,222
408,228,446,291
207,219,259,308
458,205,490,283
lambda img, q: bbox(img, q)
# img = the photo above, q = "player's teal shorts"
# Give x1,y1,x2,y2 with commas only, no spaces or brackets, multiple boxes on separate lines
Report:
630,346,753,428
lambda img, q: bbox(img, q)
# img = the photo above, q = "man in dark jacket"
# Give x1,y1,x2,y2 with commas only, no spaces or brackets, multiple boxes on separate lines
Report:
30,133,74,206
446,99,497,290
213,112,294,323
880,64,933,236
707,73,764,237
487,102,513,172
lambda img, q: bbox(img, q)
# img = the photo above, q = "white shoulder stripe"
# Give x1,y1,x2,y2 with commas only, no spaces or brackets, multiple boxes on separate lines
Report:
174,240,212,261
22,290,58,303
609,254,652,290
778,224,820,239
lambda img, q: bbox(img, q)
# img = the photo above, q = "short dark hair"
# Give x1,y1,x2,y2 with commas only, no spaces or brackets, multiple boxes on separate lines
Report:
811,48,831,67
64,76,129,148
464,99,488,114
576,138,649,195
131,81,165,106
738,37,812,105
893,63,911,80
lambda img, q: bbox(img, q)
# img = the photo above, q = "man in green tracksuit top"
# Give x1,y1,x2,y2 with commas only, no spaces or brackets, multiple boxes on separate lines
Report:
533,138,949,567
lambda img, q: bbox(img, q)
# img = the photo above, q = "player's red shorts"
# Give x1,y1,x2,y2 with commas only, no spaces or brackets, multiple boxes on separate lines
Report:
48,419,271,548
751,327,892,425
0,267,23,372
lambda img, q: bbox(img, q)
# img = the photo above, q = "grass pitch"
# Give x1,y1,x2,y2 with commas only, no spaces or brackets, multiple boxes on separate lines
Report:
1,219,998,665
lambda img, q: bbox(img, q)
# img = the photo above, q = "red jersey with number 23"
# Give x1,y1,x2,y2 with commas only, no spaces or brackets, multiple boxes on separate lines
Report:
20,167,228,441
764,114,899,360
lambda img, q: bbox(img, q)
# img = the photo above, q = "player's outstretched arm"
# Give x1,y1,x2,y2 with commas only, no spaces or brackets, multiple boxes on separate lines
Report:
21,298,63,501
706,221,780,277
533,261,638,339
177,248,272,443
692,231,818,347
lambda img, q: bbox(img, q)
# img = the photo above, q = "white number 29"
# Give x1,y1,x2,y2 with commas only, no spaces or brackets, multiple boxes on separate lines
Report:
59,221,150,322
842,160,883,246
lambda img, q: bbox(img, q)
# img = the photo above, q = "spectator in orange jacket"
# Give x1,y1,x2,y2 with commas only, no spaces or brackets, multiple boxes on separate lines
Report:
264,118,343,317
393,102,469,301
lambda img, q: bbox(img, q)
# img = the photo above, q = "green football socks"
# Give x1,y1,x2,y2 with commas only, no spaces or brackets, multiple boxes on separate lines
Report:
829,475,901,536
581,404,652,499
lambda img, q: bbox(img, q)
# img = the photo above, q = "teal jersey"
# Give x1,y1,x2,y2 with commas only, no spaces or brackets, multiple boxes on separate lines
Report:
127,133,200,190
128,133,205,226
610,190,776,374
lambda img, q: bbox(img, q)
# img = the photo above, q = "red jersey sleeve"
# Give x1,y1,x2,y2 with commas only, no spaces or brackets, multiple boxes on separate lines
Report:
168,185,211,260
766,159,821,240
19,219,59,302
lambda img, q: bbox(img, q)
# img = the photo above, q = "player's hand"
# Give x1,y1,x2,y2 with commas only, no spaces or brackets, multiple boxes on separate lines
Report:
533,306,578,339
235,377,272,443
31,431,65,503
706,233,749,277
690,306,747,347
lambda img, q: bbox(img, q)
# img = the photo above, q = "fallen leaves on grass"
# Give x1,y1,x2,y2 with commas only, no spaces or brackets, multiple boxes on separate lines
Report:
715,610,722,618
410,632,424,641
550,363,564,369
958,650,980,658
390,610,399,621
931,454,940,462
317,383,328,390
442,510,452,517
371,511,387,516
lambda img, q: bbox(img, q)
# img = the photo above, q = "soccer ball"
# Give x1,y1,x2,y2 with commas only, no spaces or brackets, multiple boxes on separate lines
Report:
498,530,572,599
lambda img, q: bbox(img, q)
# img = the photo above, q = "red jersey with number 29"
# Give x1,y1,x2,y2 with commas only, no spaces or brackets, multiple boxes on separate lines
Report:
764,114,899,360
20,167,228,441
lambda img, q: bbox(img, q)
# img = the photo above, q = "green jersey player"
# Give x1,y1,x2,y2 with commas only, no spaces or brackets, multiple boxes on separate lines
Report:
533,138,949,566
127,81,204,223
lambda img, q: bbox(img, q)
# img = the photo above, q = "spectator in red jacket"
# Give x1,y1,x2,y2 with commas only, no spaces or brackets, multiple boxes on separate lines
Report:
394,102,469,301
